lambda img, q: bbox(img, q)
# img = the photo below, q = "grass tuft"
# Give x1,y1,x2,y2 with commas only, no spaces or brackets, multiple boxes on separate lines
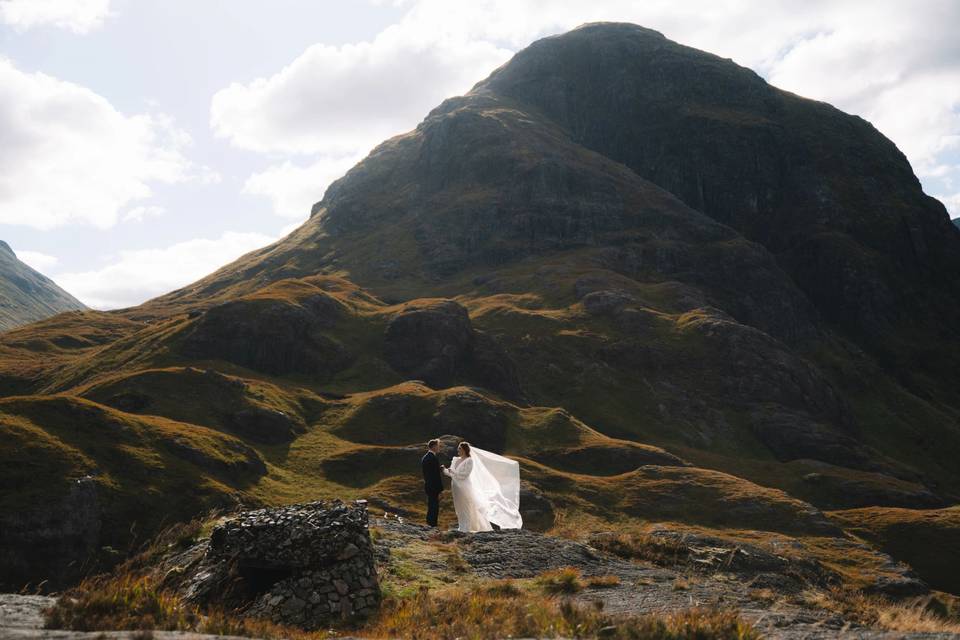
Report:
536,567,585,594
586,575,621,589
798,587,960,635
590,532,690,566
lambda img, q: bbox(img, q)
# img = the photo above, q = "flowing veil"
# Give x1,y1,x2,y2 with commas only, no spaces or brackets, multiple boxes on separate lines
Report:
468,447,523,529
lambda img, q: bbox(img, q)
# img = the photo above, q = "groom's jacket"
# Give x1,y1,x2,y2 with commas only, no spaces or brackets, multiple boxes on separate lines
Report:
421,451,443,494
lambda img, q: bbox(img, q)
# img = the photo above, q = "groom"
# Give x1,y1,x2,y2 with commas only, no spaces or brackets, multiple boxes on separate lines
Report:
421,438,443,527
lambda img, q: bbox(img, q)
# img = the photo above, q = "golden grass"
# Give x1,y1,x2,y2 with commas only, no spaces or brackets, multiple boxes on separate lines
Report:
46,552,759,640
368,586,760,640
45,574,196,632
585,575,621,588
537,567,586,594
45,572,316,639
589,531,689,566
798,587,960,634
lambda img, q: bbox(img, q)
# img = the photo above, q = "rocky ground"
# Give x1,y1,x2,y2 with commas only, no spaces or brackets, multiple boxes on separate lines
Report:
0,594,245,639
2,512,958,639
369,517,958,639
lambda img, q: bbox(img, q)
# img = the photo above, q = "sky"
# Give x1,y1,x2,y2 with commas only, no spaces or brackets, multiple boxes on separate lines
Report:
1,0,958,310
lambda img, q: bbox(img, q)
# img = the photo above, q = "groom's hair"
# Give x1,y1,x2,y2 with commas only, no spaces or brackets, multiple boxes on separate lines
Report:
427,439,439,450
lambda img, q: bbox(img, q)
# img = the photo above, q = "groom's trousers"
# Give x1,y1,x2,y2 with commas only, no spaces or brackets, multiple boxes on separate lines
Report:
426,490,440,527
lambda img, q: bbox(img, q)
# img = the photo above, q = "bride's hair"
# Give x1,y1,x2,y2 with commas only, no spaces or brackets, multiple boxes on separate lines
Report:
458,441,471,457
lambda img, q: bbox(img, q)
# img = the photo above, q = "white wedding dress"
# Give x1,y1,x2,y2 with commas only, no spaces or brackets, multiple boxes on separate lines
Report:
443,447,523,532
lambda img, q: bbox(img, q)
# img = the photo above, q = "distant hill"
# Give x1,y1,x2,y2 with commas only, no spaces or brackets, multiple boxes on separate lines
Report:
0,241,85,331
953,217,959,229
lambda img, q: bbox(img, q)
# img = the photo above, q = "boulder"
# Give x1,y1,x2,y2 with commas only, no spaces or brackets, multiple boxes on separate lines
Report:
431,389,509,452
518,482,556,531
581,289,636,316
165,436,266,478
536,443,689,475
752,408,927,486
225,407,303,444
180,295,353,378
384,300,474,387
471,330,523,400
384,300,522,398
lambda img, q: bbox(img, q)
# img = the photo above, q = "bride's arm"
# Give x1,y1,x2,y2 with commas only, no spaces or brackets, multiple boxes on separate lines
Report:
447,458,473,481
442,457,457,477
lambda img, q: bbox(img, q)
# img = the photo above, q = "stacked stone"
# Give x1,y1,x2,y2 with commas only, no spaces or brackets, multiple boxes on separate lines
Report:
203,499,380,629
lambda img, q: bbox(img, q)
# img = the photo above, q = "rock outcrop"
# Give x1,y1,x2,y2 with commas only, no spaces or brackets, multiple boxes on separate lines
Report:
0,477,102,591
384,299,522,398
180,500,380,629
180,294,353,378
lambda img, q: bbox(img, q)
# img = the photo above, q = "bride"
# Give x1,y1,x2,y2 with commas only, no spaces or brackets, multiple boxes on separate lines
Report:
442,441,523,532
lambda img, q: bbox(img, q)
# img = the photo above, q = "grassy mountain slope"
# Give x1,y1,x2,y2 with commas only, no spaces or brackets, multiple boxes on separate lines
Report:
1,23,959,599
0,241,85,332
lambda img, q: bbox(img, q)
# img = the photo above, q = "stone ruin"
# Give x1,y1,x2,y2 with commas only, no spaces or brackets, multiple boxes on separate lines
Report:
181,499,380,629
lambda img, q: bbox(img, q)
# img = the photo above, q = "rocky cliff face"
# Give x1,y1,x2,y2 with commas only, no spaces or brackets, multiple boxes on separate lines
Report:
477,24,960,352
0,476,101,591
0,241,85,332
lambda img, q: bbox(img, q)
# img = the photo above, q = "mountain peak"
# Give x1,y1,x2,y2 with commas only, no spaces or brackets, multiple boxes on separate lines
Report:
567,21,666,39
0,240,13,257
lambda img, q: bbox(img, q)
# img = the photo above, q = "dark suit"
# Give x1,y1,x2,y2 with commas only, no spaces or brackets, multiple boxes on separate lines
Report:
421,450,443,526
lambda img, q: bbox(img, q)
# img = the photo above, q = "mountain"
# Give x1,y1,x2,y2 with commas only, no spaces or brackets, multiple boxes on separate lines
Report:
0,241,85,332
2,23,959,604
953,217,959,229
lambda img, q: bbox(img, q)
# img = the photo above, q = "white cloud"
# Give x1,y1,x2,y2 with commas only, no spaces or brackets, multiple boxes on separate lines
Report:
122,205,166,223
0,0,111,33
214,0,960,215
0,58,197,231
938,193,960,217
242,154,361,218
53,231,275,309
210,22,512,155
14,249,59,272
